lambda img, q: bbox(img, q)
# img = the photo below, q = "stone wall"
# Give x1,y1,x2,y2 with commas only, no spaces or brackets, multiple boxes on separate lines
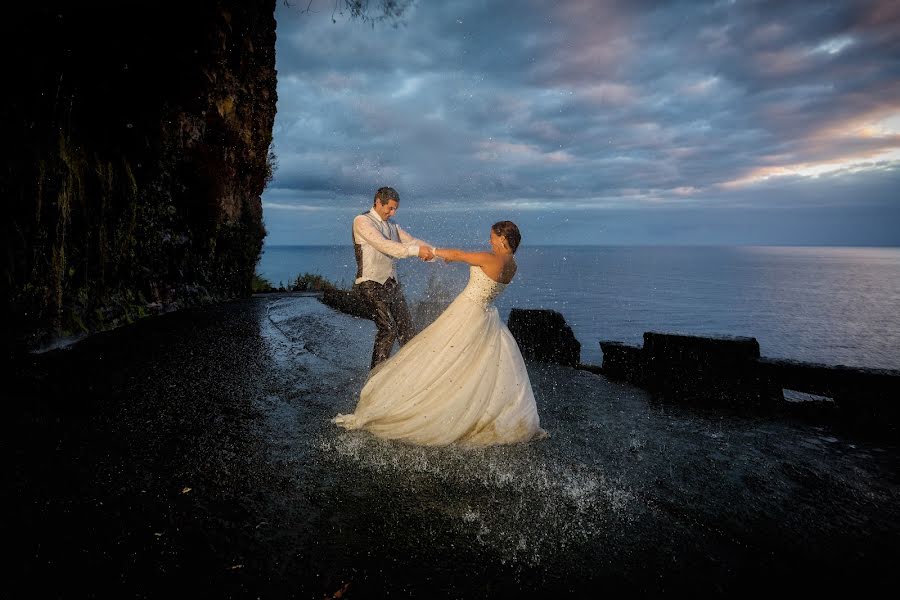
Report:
601,332,900,428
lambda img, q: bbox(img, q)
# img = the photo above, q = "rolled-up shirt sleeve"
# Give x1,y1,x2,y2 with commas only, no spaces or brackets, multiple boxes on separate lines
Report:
397,225,430,255
354,217,420,258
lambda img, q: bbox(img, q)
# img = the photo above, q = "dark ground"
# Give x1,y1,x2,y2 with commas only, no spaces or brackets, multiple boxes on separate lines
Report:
5,295,899,598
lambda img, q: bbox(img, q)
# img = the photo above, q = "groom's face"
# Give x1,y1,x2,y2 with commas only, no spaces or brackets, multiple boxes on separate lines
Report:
375,199,399,221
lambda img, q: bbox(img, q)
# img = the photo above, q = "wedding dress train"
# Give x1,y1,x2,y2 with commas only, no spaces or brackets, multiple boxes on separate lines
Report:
332,266,547,446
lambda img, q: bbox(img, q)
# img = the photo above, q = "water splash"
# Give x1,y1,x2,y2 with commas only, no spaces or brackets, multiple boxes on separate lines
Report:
317,430,636,566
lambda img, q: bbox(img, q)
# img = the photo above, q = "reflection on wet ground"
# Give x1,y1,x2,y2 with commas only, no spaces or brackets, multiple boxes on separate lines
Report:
6,295,899,597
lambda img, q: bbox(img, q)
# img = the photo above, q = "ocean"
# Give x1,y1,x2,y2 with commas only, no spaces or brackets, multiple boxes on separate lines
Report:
257,245,900,370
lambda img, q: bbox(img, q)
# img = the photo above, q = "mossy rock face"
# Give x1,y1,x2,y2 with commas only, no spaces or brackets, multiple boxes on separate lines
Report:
2,1,277,353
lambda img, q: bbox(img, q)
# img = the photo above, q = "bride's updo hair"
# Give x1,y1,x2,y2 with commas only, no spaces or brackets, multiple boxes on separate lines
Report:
492,221,521,254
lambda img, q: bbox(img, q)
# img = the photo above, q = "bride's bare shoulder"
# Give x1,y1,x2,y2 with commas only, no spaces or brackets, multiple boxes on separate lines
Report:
483,255,516,284
503,256,518,280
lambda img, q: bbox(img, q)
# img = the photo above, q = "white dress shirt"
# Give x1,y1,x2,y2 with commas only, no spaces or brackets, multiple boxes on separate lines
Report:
353,209,429,285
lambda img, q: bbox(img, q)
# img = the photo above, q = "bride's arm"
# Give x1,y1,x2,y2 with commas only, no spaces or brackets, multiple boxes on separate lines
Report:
433,248,496,266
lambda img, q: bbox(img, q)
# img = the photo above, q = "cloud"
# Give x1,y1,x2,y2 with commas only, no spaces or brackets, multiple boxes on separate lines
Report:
264,0,900,244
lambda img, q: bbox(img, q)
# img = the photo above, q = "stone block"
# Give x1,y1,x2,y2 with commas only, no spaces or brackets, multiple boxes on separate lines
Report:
507,308,580,366
759,357,900,427
599,341,645,384
642,331,764,407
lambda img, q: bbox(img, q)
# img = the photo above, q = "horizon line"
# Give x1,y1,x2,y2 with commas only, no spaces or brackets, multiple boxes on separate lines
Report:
262,242,900,249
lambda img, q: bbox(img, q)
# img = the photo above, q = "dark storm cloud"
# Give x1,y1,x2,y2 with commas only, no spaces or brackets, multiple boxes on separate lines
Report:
265,0,900,244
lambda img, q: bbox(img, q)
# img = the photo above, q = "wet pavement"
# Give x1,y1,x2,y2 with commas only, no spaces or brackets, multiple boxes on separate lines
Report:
5,294,899,598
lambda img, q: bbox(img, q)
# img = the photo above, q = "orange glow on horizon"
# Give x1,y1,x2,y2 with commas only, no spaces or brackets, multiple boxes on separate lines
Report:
723,107,900,188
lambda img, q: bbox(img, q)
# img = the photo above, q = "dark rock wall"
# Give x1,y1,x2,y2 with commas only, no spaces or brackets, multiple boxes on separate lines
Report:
2,1,277,352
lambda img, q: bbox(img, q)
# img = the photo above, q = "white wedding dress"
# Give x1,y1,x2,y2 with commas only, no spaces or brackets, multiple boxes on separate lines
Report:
332,266,548,446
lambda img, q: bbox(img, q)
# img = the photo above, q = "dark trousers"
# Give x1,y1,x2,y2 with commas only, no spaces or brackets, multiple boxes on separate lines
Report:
356,277,414,370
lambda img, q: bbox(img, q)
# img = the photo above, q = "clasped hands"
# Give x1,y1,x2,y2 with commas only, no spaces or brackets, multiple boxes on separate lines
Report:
418,246,438,262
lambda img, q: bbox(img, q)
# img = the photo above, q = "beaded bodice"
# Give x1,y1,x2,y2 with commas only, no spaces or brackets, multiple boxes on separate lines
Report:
459,266,508,308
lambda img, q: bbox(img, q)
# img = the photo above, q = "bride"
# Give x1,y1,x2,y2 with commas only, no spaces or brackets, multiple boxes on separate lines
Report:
332,221,548,446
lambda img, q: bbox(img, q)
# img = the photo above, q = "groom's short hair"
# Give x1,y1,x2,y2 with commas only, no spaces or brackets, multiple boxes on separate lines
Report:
374,187,400,205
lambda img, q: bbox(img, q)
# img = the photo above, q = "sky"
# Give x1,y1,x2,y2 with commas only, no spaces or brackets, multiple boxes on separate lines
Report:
263,0,900,247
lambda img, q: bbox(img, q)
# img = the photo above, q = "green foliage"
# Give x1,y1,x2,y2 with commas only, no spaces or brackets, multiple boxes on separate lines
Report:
289,0,413,25
264,147,278,188
252,273,275,293
290,272,337,292
251,271,340,293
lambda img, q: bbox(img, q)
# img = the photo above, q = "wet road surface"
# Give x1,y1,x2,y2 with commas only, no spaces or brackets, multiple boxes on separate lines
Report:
6,295,899,597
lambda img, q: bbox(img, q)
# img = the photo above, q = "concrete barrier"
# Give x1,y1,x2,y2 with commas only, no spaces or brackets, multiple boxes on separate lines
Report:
642,332,765,407
507,308,581,367
599,332,899,427
598,341,644,384
759,358,900,425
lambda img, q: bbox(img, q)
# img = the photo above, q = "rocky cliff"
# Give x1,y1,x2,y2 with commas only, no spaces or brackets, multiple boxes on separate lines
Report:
2,1,277,352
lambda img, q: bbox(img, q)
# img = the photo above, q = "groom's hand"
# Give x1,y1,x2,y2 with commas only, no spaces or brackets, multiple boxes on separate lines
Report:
418,246,434,261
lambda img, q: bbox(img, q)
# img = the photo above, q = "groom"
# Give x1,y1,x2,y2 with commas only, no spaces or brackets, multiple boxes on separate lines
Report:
353,187,434,370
